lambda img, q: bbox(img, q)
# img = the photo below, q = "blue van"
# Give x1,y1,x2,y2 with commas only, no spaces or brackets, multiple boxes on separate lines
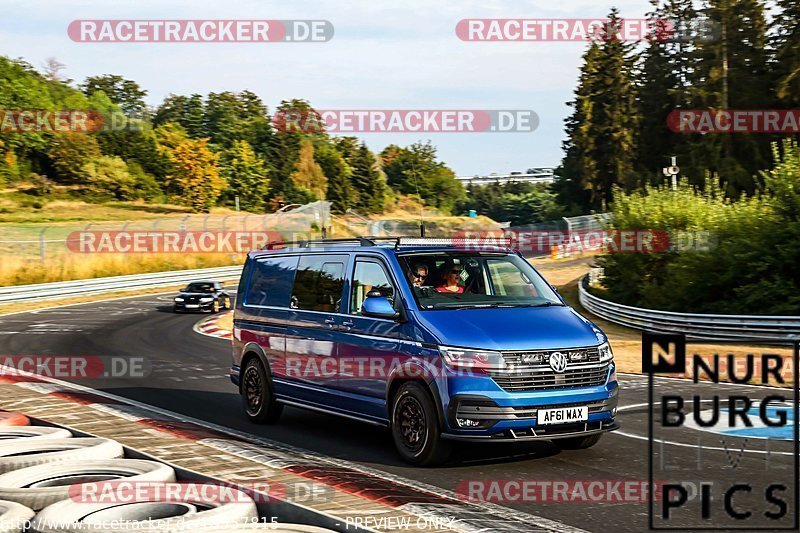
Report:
230,237,619,465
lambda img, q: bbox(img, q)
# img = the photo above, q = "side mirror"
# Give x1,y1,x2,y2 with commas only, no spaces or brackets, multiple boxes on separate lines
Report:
361,295,399,320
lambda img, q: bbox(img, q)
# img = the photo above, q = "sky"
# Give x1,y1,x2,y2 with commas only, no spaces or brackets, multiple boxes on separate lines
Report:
0,0,652,176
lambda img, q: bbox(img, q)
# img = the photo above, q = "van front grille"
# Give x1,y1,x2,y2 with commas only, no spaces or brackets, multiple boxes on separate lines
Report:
490,347,609,392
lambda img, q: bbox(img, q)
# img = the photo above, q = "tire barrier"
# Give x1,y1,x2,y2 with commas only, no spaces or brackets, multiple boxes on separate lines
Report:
0,500,35,533
0,426,338,532
0,439,124,474
30,489,258,533
0,428,71,442
0,460,176,510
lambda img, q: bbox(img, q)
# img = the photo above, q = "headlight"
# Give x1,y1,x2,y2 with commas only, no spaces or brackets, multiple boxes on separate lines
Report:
439,346,506,372
200,297,213,302
174,297,184,302
598,342,614,362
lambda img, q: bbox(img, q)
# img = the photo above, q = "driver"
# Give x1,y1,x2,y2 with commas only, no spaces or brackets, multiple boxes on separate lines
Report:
411,263,429,287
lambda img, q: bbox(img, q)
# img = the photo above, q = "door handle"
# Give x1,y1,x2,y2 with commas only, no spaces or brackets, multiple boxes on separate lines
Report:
342,321,354,329
323,318,336,328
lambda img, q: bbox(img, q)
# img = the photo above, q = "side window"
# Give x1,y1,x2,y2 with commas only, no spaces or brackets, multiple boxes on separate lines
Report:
245,255,299,307
350,260,395,315
291,255,347,312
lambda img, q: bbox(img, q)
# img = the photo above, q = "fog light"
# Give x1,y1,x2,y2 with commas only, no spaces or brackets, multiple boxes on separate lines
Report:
456,418,481,428
612,407,617,416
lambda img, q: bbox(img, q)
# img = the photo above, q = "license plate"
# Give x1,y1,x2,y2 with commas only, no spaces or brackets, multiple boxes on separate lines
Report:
537,406,588,425
185,304,199,308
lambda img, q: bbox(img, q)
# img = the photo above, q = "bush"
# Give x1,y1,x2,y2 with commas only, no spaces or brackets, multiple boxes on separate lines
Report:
81,155,137,200
598,141,800,315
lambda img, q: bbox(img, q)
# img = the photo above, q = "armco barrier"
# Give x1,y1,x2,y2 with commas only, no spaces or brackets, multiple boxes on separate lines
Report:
579,274,800,342
0,265,243,303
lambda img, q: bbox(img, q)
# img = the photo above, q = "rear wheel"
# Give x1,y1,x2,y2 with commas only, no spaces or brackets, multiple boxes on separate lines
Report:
553,433,603,450
391,382,451,466
241,357,283,424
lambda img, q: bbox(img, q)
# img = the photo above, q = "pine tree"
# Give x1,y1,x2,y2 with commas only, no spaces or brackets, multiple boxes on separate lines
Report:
689,0,771,195
773,0,800,108
634,0,695,183
560,9,638,210
350,143,386,214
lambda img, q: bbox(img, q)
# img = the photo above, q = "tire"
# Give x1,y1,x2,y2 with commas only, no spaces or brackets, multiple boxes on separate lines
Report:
0,438,124,474
30,488,258,532
0,459,176,510
213,299,220,313
390,382,451,466
0,427,71,441
0,414,29,428
553,433,603,450
241,358,282,424
0,500,35,533
220,297,230,310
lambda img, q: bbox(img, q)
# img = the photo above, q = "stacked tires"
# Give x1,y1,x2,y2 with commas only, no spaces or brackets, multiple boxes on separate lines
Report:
0,421,335,532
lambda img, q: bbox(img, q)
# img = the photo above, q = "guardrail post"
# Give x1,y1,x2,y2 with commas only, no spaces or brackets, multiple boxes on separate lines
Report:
39,228,46,263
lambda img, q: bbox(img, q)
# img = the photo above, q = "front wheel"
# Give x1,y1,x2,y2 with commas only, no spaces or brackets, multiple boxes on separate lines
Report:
391,382,451,466
553,433,603,450
241,357,283,424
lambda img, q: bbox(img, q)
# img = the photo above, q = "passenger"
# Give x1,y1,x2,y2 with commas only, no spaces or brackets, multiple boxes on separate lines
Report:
436,264,464,294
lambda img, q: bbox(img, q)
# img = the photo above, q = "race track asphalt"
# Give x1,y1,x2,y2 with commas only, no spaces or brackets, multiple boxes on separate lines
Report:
0,291,795,532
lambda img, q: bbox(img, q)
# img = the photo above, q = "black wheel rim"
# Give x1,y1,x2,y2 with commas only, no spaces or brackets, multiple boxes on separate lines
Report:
396,395,426,453
243,365,263,414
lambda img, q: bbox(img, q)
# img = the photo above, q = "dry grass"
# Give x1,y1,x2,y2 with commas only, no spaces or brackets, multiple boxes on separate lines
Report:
0,253,245,286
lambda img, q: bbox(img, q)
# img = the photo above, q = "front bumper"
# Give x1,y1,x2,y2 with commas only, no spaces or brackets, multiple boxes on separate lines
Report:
442,419,620,442
440,373,619,440
174,301,215,312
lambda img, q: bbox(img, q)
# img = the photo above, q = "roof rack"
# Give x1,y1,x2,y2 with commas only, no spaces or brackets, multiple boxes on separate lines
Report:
263,236,402,250
262,235,513,251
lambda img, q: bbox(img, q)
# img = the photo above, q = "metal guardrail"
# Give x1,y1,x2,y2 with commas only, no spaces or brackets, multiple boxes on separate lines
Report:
579,274,800,342
0,265,243,303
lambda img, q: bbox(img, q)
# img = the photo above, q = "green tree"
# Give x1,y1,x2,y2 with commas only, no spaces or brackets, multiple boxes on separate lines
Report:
81,155,136,199
379,141,463,212
80,75,147,116
222,140,269,211
773,0,800,108
314,142,354,213
47,134,102,184
350,143,386,214
560,9,638,210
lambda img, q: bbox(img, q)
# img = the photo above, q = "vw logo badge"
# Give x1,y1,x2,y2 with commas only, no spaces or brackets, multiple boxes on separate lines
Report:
549,351,568,373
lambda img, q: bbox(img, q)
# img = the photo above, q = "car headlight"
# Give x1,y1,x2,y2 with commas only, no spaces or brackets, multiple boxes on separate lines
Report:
200,297,213,302
439,346,506,372
598,342,614,362
174,297,184,302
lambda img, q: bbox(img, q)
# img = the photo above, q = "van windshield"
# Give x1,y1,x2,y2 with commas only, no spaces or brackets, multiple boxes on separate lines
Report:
399,252,562,310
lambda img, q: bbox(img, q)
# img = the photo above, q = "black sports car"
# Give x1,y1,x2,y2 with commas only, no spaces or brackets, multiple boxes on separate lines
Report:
173,281,231,313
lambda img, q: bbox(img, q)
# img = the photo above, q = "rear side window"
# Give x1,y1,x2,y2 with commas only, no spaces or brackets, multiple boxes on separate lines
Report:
245,255,299,307
291,255,347,312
